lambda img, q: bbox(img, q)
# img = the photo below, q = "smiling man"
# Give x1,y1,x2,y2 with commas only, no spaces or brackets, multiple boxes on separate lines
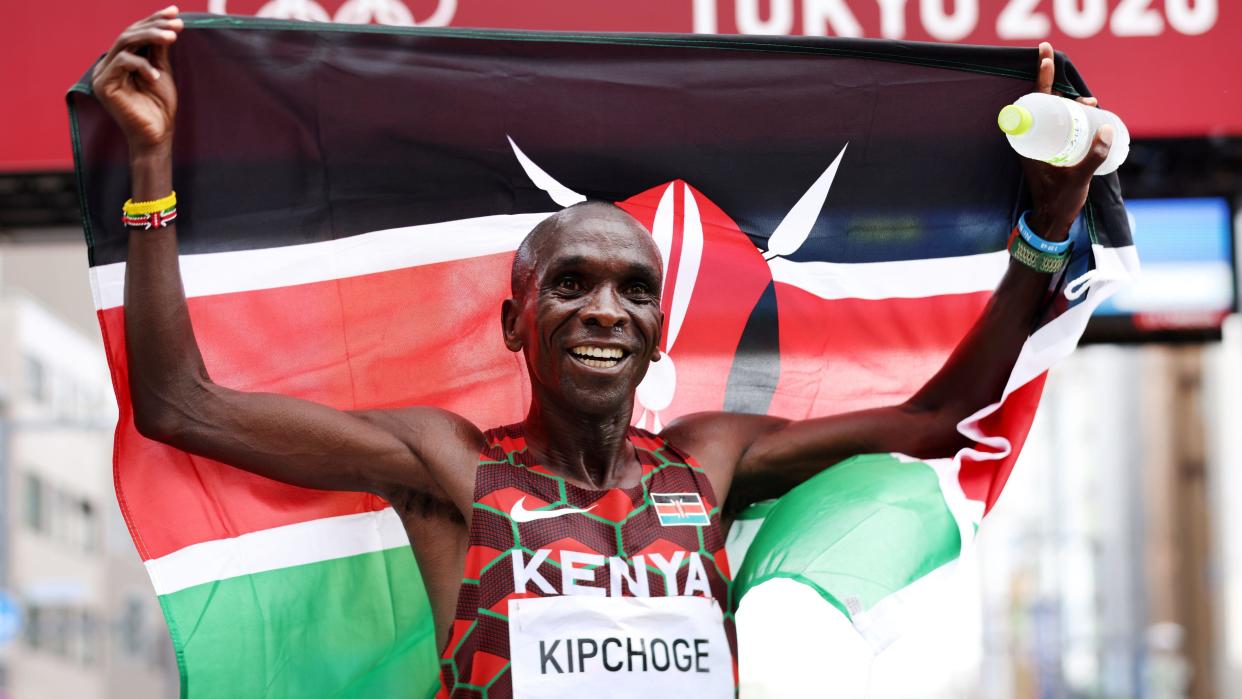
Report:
94,6,1113,698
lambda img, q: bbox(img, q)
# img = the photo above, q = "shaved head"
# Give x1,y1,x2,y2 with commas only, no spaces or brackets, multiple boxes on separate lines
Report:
511,201,661,298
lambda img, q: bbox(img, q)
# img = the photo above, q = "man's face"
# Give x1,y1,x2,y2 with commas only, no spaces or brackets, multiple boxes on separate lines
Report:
503,210,664,416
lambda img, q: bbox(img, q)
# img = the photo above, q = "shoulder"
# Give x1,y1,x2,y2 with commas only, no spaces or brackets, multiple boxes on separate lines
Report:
659,412,788,496
661,411,786,453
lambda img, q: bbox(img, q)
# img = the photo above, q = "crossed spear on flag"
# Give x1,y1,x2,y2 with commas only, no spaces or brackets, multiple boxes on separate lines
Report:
509,137,849,430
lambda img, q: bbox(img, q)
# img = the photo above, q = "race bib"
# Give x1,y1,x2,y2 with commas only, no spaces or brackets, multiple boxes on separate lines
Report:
508,595,734,698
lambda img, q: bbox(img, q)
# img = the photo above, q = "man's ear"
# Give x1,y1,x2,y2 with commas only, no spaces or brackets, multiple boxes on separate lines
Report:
500,297,523,352
651,308,665,361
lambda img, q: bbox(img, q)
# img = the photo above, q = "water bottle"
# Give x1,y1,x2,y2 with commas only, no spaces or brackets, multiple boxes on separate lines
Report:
997,92,1130,175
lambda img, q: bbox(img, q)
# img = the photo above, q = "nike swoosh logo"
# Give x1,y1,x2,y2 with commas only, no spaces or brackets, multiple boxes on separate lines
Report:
509,496,596,523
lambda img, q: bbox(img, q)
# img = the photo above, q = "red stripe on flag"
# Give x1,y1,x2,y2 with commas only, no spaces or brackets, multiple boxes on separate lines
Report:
616,181,772,419
100,244,1024,561
768,283,994,418
656,504,707,515
101,252,529,560
768,281,1047,516
958,372,1047,514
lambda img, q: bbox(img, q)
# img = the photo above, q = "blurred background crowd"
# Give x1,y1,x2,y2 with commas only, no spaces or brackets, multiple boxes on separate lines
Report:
1,1,1239,697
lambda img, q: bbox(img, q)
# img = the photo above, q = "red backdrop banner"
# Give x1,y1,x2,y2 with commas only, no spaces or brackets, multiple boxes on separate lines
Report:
8,0,1237,171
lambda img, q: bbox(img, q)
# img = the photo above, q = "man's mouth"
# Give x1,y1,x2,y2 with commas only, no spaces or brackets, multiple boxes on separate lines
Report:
568,345,628,369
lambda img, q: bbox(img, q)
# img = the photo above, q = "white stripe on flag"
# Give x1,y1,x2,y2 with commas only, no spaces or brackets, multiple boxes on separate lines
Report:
144,508,409,596
91,213,553,311
92,215,1019,311
767,250,1009,300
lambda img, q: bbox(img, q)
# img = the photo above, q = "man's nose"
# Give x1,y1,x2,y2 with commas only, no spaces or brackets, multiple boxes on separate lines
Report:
582,286,627,328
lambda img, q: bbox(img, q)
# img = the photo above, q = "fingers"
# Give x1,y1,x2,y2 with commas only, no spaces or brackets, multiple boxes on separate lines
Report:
1077,125,1114,173
102,26,180,73
1036,42,1101,107
112,50,163,84
151,43,172,74
1036,42,1054,94
124,26,181,49
97,9,182,90
104,9,183,66
98,28,175,85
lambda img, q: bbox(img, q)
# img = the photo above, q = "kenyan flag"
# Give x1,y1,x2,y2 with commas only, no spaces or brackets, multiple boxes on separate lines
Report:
68,15,1135,697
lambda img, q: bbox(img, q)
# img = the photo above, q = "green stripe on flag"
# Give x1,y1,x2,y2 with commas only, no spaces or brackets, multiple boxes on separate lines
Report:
733,453,961,621
159,546,439,699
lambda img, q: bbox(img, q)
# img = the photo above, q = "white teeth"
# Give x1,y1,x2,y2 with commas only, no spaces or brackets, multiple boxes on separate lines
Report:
581,358,619,369
570,345,624,360
569,347,623,369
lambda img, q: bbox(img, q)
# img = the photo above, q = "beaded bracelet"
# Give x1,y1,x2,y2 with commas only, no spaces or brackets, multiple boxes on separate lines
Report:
122,191,177,230
1008,226,1071,274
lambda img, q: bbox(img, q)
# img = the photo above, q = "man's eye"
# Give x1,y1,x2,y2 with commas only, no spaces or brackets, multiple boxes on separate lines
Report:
625,283,653,297
556,277,582,292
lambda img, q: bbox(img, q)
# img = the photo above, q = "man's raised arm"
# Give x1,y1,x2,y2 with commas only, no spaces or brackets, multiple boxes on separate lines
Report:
669,43,1113,509
95,8,479,501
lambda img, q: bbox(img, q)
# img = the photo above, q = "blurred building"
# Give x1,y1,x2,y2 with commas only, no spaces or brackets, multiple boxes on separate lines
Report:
0,242,176,699
972,345,1201,699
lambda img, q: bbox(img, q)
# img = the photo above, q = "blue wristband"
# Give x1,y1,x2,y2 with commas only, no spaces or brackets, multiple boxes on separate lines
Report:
1017,211,1071,255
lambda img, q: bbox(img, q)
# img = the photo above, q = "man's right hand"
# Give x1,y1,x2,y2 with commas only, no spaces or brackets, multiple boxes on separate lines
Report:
92,6,182,156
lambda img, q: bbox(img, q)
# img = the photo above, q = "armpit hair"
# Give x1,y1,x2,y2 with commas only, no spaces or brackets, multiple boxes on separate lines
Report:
386,486,465,523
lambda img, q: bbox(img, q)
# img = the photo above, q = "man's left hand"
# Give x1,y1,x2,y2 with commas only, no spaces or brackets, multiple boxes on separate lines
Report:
1022,42,1114,242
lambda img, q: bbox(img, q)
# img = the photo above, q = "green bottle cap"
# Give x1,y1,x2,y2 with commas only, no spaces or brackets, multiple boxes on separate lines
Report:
998,104,1034,135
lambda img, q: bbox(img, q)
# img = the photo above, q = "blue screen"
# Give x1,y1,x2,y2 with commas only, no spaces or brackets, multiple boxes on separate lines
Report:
1094,197,1234,318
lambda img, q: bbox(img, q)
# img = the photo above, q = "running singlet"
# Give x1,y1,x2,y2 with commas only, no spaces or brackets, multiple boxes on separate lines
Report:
438,424,737,698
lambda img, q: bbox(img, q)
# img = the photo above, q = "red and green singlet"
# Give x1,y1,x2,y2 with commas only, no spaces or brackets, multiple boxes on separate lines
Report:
438,424,737,698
